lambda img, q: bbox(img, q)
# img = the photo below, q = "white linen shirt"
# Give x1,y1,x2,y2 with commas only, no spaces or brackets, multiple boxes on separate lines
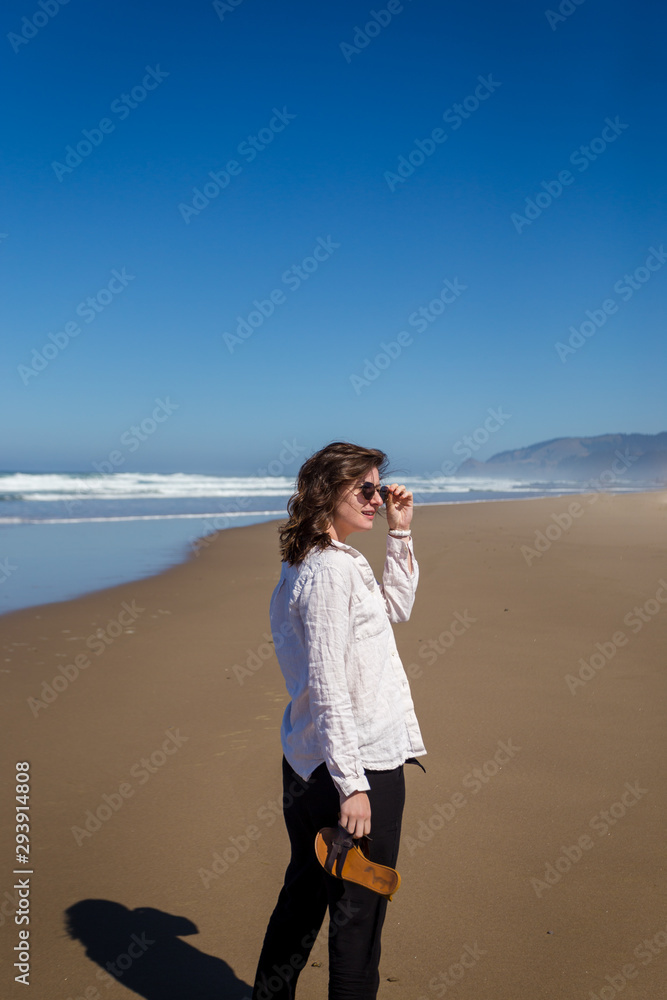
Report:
270,532,426,798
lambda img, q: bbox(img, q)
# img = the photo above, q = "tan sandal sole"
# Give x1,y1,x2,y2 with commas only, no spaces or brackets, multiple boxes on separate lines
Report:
315,826,401,901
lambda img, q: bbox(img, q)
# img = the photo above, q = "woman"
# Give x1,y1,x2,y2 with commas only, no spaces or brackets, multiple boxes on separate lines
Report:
251,441,426,1000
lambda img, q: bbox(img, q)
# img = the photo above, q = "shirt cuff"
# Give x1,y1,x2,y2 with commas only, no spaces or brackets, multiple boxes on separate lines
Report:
386,530,416,563
332,771,371,798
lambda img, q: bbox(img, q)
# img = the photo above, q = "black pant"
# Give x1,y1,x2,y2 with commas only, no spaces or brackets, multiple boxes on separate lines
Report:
251,756,406,1000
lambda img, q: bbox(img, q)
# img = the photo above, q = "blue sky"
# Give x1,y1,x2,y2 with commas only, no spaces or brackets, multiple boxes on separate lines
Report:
2,0,665,476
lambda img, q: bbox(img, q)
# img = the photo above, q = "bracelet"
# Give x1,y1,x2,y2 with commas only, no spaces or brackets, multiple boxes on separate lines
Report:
388,529,411,537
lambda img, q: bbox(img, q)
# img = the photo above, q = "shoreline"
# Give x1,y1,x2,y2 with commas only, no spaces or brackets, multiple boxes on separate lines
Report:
1,489,666,998
2,486,665,620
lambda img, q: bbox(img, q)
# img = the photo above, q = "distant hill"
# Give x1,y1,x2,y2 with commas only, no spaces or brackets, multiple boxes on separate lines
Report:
457,432,667,483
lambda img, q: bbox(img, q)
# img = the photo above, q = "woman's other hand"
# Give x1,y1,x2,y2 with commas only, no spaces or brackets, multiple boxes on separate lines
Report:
339,790,371,838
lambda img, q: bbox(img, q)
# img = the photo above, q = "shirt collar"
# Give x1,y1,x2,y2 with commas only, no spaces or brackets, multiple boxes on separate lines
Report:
327,538,377,588
328,538,363,556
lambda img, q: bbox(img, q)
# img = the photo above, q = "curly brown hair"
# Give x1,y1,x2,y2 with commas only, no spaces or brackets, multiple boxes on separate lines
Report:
278,441,390,565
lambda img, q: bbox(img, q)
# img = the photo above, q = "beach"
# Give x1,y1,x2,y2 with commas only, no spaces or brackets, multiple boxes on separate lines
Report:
2,489,666,1000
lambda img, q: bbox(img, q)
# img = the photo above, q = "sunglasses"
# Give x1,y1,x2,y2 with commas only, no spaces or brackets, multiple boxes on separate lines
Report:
357,482,390,503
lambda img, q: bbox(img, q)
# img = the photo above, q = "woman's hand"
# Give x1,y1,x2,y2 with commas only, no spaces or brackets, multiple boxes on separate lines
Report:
385,483,414,532
339,790,371,838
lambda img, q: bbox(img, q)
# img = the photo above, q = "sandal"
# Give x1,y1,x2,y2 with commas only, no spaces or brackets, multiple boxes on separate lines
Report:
314,823,401,901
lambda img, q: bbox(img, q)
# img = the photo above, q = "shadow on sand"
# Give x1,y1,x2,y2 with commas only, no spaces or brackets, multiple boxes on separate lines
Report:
64,899,252,999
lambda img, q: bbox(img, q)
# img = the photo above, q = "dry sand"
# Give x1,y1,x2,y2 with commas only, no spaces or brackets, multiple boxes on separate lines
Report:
1,490,666,1000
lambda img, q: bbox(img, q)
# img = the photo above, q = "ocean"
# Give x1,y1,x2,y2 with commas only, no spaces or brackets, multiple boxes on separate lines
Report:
0,471,659,616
